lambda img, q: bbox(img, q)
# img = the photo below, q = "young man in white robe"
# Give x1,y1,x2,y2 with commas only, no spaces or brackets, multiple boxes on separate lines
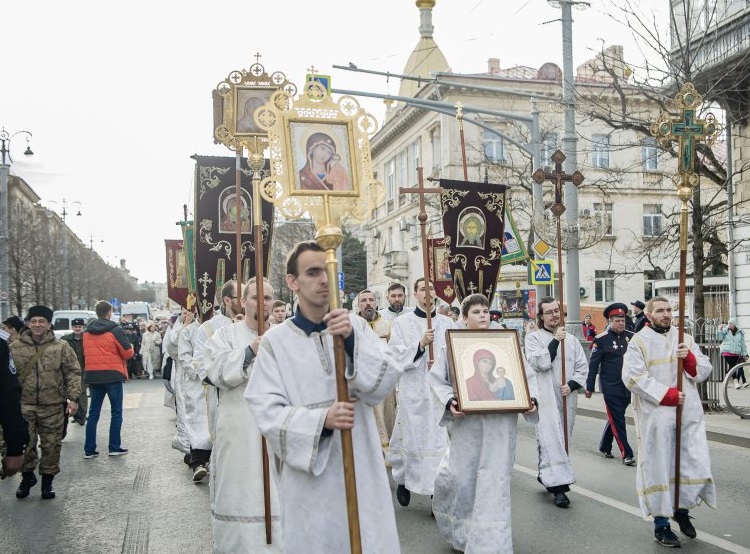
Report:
167,309,193,460
622,296,716,548
378,282,414,323
203,277,281,553
524,296,588,508
177,312,210,482
245,241,403,553
191,280,242,485
429,294,538,554
388,277,455,508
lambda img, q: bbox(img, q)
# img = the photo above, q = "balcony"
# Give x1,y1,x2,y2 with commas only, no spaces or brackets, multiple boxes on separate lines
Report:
383,250,408,280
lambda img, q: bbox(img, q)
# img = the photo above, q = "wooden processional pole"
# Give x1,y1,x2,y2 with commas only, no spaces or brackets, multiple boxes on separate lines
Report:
650,82,720,513
247,148,273,544
316,196,361,554
400,168,443,366
532,150,584,453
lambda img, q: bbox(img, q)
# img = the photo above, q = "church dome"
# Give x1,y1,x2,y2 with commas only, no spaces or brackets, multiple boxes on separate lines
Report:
399,0,450,98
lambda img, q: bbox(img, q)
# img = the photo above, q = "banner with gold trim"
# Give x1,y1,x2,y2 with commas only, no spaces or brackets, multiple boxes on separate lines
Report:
165,239,189,309
428,237,456,305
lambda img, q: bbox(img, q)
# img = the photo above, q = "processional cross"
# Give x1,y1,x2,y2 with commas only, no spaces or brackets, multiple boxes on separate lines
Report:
400,168,443,366
531,149,584,453
650,82,720,513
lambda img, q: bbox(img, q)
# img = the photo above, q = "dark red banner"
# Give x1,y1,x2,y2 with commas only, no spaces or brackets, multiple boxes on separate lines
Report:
165,239,189,309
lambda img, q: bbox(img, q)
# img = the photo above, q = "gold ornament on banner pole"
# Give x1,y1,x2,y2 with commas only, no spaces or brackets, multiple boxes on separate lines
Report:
253,68,383,554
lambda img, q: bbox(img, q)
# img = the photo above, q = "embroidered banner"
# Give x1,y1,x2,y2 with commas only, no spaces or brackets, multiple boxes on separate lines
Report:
165,239,189,309
501,207,528,264
427,237,456,305
439,179,508,302
193,155,274,321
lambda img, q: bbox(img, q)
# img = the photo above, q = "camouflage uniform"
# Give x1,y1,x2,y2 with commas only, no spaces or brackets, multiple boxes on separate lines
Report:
61,333,87,424
10,329,81,476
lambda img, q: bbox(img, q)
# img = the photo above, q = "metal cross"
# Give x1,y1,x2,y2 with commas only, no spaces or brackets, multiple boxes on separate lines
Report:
531,149,585,217
254,52,262,64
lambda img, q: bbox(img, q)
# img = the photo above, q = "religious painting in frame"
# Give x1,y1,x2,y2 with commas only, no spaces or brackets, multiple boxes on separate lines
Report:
234,87,274,137
287,120,358,197
445,329,532,414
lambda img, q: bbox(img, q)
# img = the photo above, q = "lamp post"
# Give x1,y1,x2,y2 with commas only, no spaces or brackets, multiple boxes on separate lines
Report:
44,198,82,310
0,127,34,321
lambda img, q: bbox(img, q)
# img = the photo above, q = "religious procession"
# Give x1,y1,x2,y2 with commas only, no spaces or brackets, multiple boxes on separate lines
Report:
2,1,750,553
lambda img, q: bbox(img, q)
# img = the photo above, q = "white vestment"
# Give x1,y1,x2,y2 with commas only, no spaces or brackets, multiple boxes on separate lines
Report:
378,306,414,324
245,316,403,554
166,319,190,454
622,326,717,518
178,320,212,450
203,320,282,553
193,313,231,442
524,329,588,489
387,311,455,495
429,344,538,554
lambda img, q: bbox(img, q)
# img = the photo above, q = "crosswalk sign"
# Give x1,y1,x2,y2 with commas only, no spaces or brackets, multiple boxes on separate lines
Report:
530,259,554,285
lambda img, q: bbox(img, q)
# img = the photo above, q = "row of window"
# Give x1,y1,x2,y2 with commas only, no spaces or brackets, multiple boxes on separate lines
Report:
385,139,422,201
594,269,665,303
483,131,660,171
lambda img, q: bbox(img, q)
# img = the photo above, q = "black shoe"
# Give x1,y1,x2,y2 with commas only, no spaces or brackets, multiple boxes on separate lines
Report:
654,526,681,547
623,457,636,466
192,464,208,482
672,510,696,539
600,450,614,459
41,474,55,500
16,471,37,499
553,492,570,507
396,484,411,507
183,453,191,466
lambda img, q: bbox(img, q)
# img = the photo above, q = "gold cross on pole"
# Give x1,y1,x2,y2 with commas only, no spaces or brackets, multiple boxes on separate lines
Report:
400,167,443,366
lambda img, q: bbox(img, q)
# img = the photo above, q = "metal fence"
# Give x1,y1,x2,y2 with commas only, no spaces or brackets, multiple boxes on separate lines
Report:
687,318,727,411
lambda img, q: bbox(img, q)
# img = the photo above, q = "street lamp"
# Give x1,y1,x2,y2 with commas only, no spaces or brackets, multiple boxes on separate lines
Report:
0,127,34,321
44,198,82,310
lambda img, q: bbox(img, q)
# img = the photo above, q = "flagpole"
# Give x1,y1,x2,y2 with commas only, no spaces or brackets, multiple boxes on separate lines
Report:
456,102,469,182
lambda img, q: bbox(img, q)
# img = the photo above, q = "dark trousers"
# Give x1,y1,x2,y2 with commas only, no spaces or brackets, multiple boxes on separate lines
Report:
599,394,634,459
724,355,747,383
189,448,211,470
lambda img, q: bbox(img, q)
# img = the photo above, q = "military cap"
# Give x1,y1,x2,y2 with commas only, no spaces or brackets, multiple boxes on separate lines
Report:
2,315,24,332
27,305,53,322
72,318,86,326
604,302,629,319
631,300,646,310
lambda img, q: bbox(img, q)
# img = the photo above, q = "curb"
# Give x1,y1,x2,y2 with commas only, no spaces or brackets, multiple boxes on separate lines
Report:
577,408,750,450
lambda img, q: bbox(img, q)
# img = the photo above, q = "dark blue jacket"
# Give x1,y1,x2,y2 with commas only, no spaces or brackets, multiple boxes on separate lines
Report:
586,328,634,398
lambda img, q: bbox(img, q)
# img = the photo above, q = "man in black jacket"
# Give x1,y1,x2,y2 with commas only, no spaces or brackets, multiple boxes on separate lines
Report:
62,318,87,425
0,329,30,480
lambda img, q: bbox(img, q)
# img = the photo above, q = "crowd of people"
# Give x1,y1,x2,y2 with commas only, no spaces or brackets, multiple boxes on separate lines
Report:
0,241,733,552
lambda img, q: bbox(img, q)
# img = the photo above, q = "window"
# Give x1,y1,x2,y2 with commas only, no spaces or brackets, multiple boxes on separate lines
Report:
594,270,615,302
591,134,610,169
385,158,395,201
643,269,664,301
593,202,613,235
643,204,662,237
541,132,558,164
483,131,505,163
410,138,421,177
641,137,658,171
397,150,408,206
431,128,441,172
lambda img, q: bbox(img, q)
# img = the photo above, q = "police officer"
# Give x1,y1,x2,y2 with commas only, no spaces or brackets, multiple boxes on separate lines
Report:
0,328,29,480
585,302,636,465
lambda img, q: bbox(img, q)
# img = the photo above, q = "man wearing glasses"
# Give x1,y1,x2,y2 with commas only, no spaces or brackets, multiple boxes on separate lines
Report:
524,296,588,508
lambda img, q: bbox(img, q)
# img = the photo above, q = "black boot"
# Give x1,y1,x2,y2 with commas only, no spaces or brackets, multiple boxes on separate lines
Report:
41,474,55,500
16,471,37,499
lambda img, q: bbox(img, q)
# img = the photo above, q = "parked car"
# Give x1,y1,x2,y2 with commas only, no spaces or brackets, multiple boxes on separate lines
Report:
120,302,152,322
52,310,97,339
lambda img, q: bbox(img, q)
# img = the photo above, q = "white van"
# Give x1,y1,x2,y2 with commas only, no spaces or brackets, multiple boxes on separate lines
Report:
52,310,97,339
120,302,152,322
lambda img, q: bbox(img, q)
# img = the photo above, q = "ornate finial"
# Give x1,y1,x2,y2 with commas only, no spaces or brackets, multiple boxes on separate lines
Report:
307,65,318,76
455,101,464,122
254,52,262,64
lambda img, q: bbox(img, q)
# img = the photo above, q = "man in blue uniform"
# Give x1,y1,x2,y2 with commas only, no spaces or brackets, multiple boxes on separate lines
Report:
585,302,636,465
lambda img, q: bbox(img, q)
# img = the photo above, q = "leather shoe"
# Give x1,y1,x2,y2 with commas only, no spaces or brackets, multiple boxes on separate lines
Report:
396,484,411,507
673,510,696,539
623,457,636,466
553,492,570,507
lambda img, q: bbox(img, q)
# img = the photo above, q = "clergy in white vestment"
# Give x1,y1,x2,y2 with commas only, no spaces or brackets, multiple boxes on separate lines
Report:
203,277,282,553
429,294,538,554
378,282,414,323
388,278,455,507
524,296,587,508
192,280,241,487
177,314,211,482
622,296,715,548
245,241,403,554
167,309,193,457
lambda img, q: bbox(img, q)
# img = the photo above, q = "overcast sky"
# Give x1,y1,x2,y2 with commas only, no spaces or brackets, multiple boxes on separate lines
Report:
1,0,652,283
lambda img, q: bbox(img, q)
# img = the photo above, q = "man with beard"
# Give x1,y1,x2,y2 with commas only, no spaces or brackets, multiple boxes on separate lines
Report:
357,290,391,450
185,280,242,483
524,296,588,508
245,241,403,552
388,278,455,509
203,278,281,552
623,296,715,548
379,282,413,323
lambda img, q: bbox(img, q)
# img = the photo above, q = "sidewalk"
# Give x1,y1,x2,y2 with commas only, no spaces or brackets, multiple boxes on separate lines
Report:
578,391,750,449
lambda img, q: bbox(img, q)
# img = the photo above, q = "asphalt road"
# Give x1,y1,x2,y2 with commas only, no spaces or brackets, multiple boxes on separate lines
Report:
1,379,748,553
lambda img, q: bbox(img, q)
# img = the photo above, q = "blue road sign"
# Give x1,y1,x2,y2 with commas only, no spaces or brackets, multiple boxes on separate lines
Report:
338,272,345,290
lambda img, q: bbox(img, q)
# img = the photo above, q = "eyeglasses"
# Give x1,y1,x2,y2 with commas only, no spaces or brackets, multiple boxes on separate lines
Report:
542,308,561,316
